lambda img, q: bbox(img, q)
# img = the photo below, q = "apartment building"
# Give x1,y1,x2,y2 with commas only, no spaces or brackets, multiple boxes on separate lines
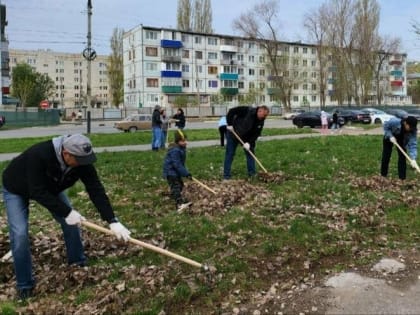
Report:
0,3,10,102
123,25,409,109
9,49,110,108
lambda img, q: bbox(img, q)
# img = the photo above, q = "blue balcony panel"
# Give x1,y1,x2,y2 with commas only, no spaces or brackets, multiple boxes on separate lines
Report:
161,40,183,49
161,70,182,78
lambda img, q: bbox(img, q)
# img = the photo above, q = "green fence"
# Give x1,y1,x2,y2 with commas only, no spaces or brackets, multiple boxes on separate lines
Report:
0,109,61,128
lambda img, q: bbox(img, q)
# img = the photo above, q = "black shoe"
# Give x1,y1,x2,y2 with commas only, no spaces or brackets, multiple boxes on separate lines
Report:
17,288,33,300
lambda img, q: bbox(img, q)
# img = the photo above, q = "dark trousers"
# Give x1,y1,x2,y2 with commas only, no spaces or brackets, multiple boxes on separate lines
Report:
218,125,227,146
223,132,256,179
167,176,185,205
381,137,407,179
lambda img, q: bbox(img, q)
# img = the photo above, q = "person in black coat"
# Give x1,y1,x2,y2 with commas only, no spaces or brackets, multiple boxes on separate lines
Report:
2,134,131,299
173,108,186,129
223,105,269,179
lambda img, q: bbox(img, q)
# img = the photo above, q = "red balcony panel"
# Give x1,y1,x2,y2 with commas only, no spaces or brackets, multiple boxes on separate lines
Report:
390,81,402,86
389,60,402,65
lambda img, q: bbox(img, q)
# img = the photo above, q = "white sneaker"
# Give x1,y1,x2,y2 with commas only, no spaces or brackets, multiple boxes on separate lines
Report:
177,202,192,213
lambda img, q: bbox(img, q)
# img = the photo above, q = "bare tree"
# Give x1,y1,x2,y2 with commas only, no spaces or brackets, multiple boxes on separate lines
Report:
177,0,192,31
177,0,213,33
233,0,299,110
304,3,330,108
108,28,124,107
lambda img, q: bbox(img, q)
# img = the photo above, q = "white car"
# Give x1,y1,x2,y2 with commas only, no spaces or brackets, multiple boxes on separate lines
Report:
283,109,305,120
361,108,395,124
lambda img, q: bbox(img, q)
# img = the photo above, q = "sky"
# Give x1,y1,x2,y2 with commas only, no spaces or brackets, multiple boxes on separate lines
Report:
2,0,420,61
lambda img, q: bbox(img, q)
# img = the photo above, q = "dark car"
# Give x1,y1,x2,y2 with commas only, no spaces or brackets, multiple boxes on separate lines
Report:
292,110,345,129
384,108,408,119
332,109,371,124
406,108,420,120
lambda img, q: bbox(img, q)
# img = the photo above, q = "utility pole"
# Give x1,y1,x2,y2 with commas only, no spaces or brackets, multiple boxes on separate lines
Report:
82,0,96,133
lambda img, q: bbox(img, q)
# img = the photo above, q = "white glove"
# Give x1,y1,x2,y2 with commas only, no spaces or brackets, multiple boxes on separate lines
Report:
409,159,419,170
226,125,234,132
65,209,85,225
389,136,397,144
110,222,131,242
243,142,250,151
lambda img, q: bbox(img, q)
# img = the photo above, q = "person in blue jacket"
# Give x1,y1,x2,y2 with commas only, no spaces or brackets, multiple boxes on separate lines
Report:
163,130,192,211
381,116,418,180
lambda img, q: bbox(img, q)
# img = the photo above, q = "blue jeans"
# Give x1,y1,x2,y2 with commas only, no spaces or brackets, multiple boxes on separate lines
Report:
160,129,168,148
223,132,256,179
3,188,86,291
152,127,162,149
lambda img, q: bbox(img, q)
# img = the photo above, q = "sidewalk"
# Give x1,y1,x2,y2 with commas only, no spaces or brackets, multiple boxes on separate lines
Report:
0,126,383,162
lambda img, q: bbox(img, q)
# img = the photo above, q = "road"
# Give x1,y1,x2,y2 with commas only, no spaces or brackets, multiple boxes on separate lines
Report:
0,118,293,139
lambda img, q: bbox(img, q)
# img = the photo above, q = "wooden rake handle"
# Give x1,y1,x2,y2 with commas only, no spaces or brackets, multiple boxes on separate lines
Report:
393,141,420,174
81,220,203,269
230,128,268,173
191,177,216,194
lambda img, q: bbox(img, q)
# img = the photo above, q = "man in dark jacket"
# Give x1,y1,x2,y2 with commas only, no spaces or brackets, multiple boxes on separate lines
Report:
2,134,131,299
223,105,269,179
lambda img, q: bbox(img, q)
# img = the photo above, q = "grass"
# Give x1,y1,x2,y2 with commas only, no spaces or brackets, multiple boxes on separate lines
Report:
0,131,418,314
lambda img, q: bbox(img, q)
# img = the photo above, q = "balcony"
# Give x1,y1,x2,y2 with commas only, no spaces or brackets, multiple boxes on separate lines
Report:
162,86,182,93
219,73,238,80
267,88,282,95
390,70,402,77
161,55,181,63
160,40,183,49
390,81,403,87
220,87,238,95
161,70,182,78
220,45,238,53
221,59,236,65
267,75,282,81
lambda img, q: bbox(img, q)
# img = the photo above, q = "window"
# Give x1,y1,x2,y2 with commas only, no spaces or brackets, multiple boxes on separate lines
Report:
249,82,255,89
195,65,203,73
238,81,244,89
303,60,307,66
145,47,158,56
259,69,265,76
238,68,244,75
248,69,255,76
312,95,317,102
259,82,265,89
248,55,255,63
248,42,255,49
195,51,203,59
293,59,299,66
311,72,317,78
311,60,316,66
182,64,190,72
146,62,158,71
182,80,190,88
194,36,202,44
182,34,189,42
293,46,299,53
259,56,265,63
182,50,190,58
293,96,299,102
208,38,218,45
312,83,317,90
208,66,218,75
146,31,158,40
146,78,159,87
312,48,316,54
303,84,308,90
208,80,218,88
146,94,159,102
208,52,218,60
293,83,299,89
303,47,308,54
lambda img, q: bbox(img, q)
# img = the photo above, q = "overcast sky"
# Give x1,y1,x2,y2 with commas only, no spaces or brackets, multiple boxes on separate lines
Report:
3,0,420,60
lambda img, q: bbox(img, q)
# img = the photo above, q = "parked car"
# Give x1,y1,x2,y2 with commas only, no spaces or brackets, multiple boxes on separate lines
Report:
406,108,420,120
332,109,371,124
292,110,345,129
360,108,395,124
283,109,305,120
384,108,408,119
114,114,152,132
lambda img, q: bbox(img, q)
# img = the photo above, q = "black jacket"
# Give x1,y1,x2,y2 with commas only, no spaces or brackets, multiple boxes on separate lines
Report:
226,106,265,144
152,109,162,128
2,140,116,222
